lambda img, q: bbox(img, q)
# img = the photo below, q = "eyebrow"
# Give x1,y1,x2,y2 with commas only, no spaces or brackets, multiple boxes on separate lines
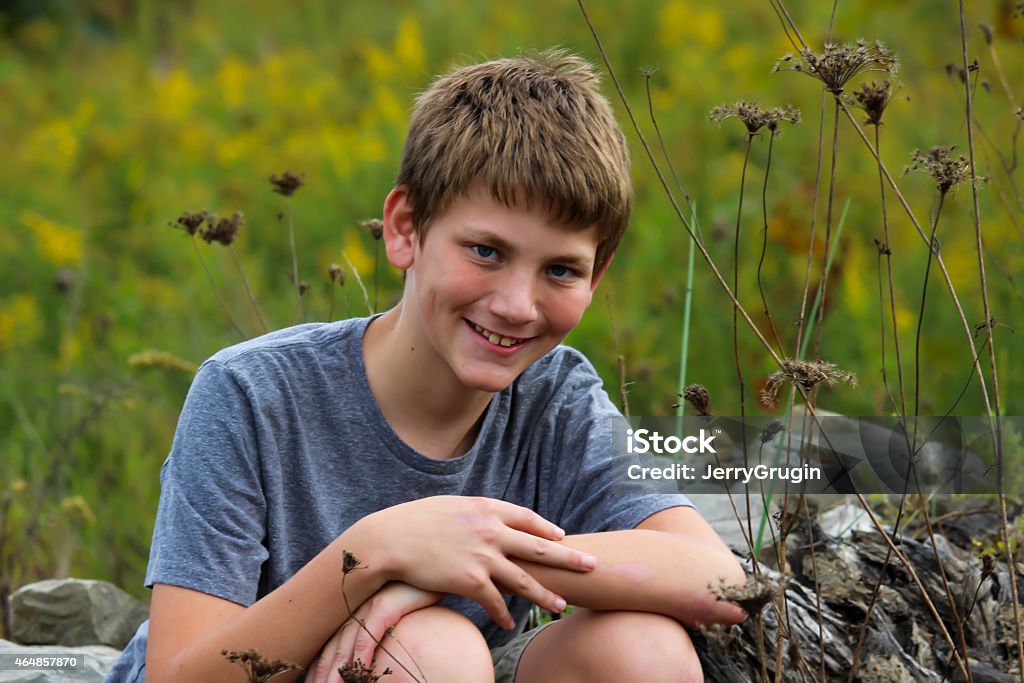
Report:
463,228,595,269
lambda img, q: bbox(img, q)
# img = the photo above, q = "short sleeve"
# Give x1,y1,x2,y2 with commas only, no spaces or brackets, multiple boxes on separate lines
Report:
144,360,269,606
545,355,693,535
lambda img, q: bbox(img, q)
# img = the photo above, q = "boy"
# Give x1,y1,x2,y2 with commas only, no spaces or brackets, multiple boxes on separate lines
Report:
105,49,746,683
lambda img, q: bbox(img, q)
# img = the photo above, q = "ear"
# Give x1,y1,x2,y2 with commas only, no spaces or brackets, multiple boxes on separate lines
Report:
589,251,614,294
382,186,417,270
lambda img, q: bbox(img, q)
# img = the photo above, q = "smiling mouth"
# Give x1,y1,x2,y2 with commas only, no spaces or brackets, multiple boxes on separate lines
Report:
468,320,529,348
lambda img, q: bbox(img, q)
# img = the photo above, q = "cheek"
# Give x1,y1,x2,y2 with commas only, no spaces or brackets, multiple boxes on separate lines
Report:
546,289,592,332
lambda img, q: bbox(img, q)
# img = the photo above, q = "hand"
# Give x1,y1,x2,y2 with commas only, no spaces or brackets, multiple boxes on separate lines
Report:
308,582,441,683
355,495,597,629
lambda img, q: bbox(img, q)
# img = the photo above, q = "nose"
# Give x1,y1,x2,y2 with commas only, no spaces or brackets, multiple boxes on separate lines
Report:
488,270,539,326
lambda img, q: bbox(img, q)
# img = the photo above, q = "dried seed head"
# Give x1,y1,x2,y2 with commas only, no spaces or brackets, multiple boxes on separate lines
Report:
906,146,971,194
329,263,345,284
760,420,786,444
981,552,995,580
845,80,896,126
200,211,244,246
359,218,384,240
270,171,305,197
709,101,800,135
760,359,857,407
339,659,392,683
773,40,897,94
172,210,209,237
222,648,302,682
711,574,777,616
680,384,712,417
342,550,361,574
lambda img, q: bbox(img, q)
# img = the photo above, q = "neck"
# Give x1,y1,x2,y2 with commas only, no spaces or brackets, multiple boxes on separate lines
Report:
363,304,494,459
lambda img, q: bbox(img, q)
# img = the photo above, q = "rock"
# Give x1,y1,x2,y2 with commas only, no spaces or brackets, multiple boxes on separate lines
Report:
689,492,777,554
816,502,874,538
10,579,148,650
0,639,121,682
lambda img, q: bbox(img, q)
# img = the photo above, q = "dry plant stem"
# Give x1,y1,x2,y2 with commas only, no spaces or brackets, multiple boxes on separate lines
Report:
875,124,910,420
229,244,269,334
340,571,425,683
839,104,993,416
812,99,842,362
286,198,306,323
847,540,898,683
585,9,969,674
795,393,971,681
731,133,753,490
729,138,757,656
757,132,785,353
799,502,827,683
643,73,697,228
580,9,969,674
191,236,246,339
959,5,1020,678
913,192,946,424
342,251,374,315
577,0,783,370
914,493,973,683
793,86,828,364
974,123,1024,231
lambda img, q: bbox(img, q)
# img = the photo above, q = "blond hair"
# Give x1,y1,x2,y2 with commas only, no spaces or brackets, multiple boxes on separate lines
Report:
397,49,631,272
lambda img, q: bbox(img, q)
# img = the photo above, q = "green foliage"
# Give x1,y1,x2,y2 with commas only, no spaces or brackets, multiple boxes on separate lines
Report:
0,0,1021,612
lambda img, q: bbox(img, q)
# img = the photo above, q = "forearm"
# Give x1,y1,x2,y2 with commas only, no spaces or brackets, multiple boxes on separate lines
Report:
514,529,747,627
156,525,388,682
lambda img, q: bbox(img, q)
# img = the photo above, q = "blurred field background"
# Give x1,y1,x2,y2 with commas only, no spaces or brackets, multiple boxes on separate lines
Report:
0,0,1021,615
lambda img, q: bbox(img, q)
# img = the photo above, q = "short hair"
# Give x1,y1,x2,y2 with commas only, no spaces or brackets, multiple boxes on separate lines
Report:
397,49,632,273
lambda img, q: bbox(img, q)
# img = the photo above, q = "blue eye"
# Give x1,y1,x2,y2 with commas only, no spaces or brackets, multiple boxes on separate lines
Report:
548,265,576,279
472,245,497,259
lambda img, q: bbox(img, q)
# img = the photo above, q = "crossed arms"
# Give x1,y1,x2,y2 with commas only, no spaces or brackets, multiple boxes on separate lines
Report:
146,496,747,682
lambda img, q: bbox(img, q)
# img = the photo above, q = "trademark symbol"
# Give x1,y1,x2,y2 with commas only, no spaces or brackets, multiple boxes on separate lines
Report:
714,429,723,435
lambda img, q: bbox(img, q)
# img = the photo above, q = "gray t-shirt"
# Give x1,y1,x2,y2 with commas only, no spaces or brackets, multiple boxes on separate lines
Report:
105,315,692,681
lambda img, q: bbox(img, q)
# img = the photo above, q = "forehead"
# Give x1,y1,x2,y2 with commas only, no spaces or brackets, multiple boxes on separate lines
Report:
440,186,600,254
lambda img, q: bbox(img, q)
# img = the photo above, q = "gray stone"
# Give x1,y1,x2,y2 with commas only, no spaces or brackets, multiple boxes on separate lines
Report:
0,639,120,682
815,502,875,538
688,492,777,553
10,579,148,649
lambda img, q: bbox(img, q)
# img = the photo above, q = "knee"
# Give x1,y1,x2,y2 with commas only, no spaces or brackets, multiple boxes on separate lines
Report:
378,606,493,683
577,611,703,683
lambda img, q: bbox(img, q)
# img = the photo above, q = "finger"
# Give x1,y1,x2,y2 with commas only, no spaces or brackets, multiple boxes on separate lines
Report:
493,561,568,615
311,626,346,683
483,498,565,541
462,569,516,630
507,531,597,572
351,612,391,671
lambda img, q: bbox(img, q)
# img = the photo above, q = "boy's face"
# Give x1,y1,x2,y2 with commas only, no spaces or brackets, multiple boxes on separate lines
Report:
387,185,606,394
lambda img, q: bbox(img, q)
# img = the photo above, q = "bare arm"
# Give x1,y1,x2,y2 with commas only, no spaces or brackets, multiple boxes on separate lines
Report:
147,522,387,682
514,506,748,628
147,496,595,683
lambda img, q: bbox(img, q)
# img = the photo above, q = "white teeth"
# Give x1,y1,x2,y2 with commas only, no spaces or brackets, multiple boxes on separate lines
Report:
471,322,523,347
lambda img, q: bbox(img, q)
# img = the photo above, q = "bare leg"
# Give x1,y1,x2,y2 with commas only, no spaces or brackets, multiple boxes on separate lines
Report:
514,609,703,683
369,606,494,683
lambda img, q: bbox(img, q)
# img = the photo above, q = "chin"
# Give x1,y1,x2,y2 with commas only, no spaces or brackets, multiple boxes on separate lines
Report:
456,366,522,394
